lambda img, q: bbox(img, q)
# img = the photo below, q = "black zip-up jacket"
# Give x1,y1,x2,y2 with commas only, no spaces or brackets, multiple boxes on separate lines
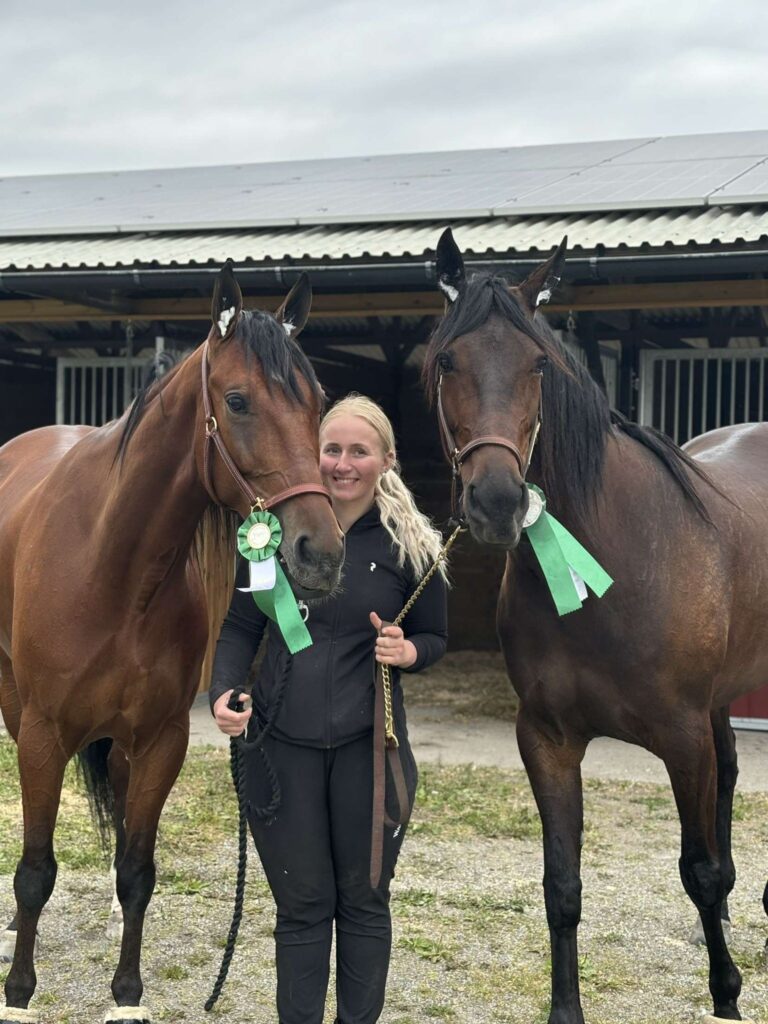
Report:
209,506,449,747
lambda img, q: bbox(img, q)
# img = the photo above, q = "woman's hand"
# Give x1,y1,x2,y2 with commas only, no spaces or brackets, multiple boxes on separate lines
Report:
370,611,418,668
213,689,253,737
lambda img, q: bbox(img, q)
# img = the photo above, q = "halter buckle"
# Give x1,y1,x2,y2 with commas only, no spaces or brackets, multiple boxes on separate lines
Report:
205,415,218,437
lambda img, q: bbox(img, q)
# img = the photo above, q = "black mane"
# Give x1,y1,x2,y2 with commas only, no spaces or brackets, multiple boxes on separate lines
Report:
116,310,321,463
423,272,713,523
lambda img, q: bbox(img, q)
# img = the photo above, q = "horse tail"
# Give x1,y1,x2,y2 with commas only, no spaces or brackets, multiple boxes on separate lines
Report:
76,738,115,856
193,505,239,692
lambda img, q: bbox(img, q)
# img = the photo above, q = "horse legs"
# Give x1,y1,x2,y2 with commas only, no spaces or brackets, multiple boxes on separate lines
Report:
662,714,743,1022
0,657,40,969
690,707,737,945
517,710,587,1024
3,709,67,1017
106,744,130,942
109,721,188,1018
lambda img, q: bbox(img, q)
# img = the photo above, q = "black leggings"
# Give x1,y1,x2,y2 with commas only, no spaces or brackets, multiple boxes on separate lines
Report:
245,731,418,1024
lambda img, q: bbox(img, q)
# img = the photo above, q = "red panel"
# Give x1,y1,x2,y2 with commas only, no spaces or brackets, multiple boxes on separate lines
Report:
731,684,768,719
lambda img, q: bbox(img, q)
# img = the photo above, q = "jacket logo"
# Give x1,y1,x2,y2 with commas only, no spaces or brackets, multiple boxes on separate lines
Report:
369,562,377,572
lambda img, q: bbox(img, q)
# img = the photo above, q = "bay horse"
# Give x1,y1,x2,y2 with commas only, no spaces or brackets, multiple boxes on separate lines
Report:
423,228,768,1024
0,264,344,1023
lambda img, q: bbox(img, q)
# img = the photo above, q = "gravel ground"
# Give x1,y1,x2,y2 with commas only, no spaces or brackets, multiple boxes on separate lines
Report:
2,654,767,1024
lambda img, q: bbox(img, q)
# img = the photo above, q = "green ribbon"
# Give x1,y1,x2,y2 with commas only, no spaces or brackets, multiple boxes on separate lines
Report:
522,485,613,616
237,510,313,655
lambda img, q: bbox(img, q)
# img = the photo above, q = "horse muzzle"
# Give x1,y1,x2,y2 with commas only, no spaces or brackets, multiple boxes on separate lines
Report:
462,472,527,549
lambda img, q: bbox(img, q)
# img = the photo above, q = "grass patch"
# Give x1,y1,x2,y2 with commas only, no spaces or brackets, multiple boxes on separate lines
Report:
160,964,189,981
397,934,455,964
412,763,541,840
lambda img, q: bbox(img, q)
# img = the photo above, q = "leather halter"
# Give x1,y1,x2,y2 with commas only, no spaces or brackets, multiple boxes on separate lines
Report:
201,341,331,512
436,372,541,523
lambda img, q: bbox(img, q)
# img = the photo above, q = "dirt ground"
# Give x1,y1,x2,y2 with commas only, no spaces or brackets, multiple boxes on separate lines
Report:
2,651,768,1024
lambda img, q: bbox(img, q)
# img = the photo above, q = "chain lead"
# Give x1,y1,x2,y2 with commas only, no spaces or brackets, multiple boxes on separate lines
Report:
380,523,464,744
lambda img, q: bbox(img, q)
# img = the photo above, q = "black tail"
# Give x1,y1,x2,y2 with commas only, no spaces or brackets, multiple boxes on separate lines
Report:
76,738,115,857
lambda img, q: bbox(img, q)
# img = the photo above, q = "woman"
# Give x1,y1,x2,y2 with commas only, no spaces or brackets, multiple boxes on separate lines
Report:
210,394,449,1024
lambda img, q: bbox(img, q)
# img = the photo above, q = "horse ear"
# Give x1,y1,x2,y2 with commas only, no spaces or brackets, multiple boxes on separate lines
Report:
211,259,243,342
274,273,312,338
518,236,568,310
435,227,465,304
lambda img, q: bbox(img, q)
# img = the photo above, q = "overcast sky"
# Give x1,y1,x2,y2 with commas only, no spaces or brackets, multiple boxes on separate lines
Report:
2,0,766,177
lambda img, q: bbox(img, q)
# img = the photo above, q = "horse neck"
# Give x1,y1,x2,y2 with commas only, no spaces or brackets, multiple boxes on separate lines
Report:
96,349,209,578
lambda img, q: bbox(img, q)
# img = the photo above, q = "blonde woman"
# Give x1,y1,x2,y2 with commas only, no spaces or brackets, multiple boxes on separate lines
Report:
210,395,448,1024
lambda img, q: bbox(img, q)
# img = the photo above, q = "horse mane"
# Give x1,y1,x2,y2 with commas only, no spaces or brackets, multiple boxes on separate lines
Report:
115,309,322,464
423,272,714,524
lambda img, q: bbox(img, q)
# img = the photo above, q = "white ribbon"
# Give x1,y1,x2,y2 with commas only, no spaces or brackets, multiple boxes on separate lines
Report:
237,556,277,593
569,566,588,602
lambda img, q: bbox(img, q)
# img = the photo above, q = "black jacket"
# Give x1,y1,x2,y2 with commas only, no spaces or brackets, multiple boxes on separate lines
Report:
209,506,448,747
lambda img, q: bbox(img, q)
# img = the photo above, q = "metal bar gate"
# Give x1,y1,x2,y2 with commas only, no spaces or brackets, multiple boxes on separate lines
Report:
639,347,768,446
55,357,146,426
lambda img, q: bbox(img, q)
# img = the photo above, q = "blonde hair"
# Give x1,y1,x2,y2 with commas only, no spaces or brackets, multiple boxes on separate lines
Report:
320,394,449,581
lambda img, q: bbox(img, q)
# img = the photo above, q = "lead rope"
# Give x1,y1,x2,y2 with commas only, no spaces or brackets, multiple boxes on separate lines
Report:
380,523,463,743
369,521,464,888
204,651,292,1012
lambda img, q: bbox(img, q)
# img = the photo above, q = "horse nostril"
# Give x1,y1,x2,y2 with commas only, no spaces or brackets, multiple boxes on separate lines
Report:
294,533,313,565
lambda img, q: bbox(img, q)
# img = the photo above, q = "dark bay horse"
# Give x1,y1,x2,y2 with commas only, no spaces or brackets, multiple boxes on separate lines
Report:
423,228,768,1024
0,265,344,1023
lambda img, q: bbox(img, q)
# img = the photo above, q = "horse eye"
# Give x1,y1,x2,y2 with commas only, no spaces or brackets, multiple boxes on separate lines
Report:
225,393,248,414
534,355,549,374
437,351,453,372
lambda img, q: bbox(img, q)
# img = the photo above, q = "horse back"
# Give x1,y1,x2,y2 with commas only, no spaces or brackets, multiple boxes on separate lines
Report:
684,421,768,500
0,425,95,496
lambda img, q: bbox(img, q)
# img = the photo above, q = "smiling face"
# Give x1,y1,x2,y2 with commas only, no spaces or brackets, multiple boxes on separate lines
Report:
319,414,393,515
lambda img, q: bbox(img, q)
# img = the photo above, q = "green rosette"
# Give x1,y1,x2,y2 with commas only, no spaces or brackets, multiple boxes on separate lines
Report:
237,510,312,654
522,484,613,616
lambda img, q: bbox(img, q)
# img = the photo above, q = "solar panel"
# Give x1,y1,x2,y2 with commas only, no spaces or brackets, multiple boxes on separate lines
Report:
710,158,768,202
609,131,768,163
1,131,768,236
497,158,763,214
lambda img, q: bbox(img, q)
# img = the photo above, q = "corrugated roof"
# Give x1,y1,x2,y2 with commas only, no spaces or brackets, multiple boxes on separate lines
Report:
0,206,765,272
3,130,768,238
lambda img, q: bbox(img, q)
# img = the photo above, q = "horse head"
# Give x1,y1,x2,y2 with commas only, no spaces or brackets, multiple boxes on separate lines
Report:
200,262,344,595
424,229,568,549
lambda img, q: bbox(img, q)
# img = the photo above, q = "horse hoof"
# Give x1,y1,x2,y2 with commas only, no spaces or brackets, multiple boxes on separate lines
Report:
0,1007,40,1024
104,1006,151,1024
105,912,124,941
688,917,732,945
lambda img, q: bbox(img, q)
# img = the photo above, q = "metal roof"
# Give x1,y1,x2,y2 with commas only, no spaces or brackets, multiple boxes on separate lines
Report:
0,205,765,272
2,131,768,238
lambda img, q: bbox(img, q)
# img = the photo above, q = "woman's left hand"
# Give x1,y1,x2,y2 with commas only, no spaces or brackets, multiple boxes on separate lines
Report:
370,611,418,668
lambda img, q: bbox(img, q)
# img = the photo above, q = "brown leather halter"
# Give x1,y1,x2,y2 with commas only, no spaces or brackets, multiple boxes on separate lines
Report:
201,341,332,513
436,372,541,523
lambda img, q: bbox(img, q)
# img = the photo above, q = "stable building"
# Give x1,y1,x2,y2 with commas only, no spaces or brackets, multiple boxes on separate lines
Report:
1,129,767,724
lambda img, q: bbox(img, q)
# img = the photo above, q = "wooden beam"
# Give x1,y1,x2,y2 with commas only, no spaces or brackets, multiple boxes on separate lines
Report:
4,278,768,324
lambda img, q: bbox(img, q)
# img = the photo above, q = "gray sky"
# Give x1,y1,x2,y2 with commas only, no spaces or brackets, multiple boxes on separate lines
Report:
2,0,766,176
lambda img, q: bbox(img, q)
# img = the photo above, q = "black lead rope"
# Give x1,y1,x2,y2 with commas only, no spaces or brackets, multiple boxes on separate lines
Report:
204,652,292,1012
